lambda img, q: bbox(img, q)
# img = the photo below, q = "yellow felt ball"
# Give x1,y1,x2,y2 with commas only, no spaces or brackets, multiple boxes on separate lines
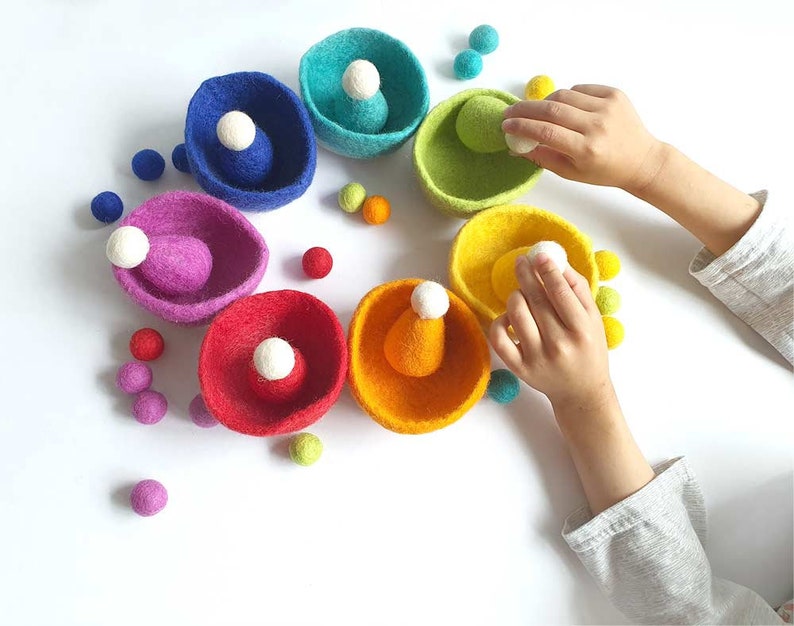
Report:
602,316,624,350
596,286,621,315
524,75,555,101
595,249,621,281
362,195,391,225
338,182,366,213
490,246,530,303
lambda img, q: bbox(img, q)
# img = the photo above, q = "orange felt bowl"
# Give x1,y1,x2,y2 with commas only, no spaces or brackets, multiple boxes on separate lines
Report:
348,279,490,434
449,204,599,324
199,290,347,436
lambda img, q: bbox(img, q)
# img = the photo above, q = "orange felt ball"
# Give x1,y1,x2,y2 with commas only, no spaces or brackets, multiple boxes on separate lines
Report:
129,328,164,361
362,195,391,225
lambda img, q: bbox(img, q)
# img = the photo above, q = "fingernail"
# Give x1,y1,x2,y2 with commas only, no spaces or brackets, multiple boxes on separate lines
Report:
533,252,549,266
515,255,528,270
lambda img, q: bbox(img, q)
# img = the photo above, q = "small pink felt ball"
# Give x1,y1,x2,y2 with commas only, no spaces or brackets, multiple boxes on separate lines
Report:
189,394,219,428
302,246,333,279
130,479,168,516
133,390,168,425
116,361,153,394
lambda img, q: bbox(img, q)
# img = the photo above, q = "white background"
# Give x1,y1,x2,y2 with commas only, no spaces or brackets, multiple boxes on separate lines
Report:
0,1,791,624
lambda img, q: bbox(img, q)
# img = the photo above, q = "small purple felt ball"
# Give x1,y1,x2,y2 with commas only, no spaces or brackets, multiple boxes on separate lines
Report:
116,361,153,394
133,390,168,425
130,479,168,516
189,393,219,428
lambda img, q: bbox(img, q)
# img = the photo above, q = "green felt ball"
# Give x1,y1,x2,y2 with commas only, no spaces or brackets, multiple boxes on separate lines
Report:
455,95,509,154
487,369,520,404
596,286,622,315
338,182,367,213
289,432,323,466
453,49,483,80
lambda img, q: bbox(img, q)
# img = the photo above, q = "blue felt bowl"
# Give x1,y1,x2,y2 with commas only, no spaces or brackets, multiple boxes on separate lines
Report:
185,72,317,212
299,28,430,159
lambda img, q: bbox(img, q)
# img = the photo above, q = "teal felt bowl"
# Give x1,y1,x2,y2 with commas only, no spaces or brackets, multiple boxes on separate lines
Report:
413,88,543,219
299,28,430,159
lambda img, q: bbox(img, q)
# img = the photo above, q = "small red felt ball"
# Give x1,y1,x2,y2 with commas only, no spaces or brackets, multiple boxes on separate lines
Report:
302,246,333,279
130,328,165,361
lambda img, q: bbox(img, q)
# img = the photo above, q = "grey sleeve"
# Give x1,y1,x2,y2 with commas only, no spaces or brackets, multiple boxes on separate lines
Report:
562,458,783,625
689,191,794,364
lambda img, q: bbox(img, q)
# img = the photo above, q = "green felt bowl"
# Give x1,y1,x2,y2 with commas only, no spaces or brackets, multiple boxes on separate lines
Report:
413,89,542,218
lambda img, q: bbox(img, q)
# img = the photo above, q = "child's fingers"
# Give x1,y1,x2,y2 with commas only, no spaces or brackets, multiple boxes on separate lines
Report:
532,254,587,329
515,255,565,343
505,289,540,349
501,118,583,158
571,84,615,99
521,146,575,177
563,267,600,316
489,314,525,372
504,100,592,134
545,89,602,113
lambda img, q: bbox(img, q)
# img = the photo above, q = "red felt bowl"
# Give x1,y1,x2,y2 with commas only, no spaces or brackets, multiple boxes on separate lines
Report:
198,290,348,436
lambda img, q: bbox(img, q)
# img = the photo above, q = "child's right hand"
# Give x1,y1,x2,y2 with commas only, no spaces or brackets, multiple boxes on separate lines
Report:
502,85,664,194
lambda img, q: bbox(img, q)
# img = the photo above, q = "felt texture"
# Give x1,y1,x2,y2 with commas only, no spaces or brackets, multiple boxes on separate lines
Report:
133,390,168,425
333,91,389,134
525,75,555,101
487,369,520,404
171,143,191,173
469,25,499,55
289,432,323,466
383,309,445,377
596,286,621,315
106,226,150,269
216,111,257,150
299,28,429,159
185,72,316,212
247,347,307,404
348,279,490,434
602,315,625,349
91,191,123,223
449,204,599,324
411,281,450,319
129,328,164,361
215,125,274,188
189,394,219,428
116,361,153,394
130,479,167,516
341,60,381,100
338,182,366,213
112,191,268,326
595,249,621,280
490,246,531,304
139,235,213,296
302,247,333,278
131,149,165,181
362,195,390,225
453,49,483,80
199,290,347,437
505,134,538,155
455,95,508,153
413,89,542,218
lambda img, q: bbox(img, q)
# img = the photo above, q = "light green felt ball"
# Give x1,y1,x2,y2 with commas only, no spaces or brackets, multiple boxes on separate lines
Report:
596,286,621,315
289,432,323,466
338,182,367,213
455,95,509,154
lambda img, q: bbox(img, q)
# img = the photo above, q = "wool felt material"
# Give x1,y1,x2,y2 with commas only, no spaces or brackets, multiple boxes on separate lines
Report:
171,143,191,173
595,249,621,280
216,110,257,150
129,328,164,361
453,49,483,80
198,290,347,437
289,432,323,466
185,72,316,212
338,182,366,213
505,133,539,155
487,369,520,404
455,95,509,153
116,361,153,394
215,125,274,189
469,25,499,55
362,195,390,225
107,226,150,269
91,191,123,223
133,390,168,425
413,89,542,218
524,75,555,101
449,204,599,324
247,346,307,404
383,309,445,377
138,234,213,296
253,337,296,380
130,479,167,516
131,149,165,181
411,281,450,319
348,279,490,434
602,315,625,349
302,247,333,278
333,91,389,135
189,394,219,428
341,60,381,100
527,240,569,271
299,28,430,159
490,246,531,304
596,286,621,315
112,191,268,326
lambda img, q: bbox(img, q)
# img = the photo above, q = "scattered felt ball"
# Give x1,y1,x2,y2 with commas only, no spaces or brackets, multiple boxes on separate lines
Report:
132,390,168,425
595,249,621,280
524,75,555,101
527,240,569,271
411,281,450,320
171,143,190,173
129,328,164,361
505,133,538,155
338,182,367,213
106,225,150,269
455,95,508,153
469,24,499,55
189,393,219,428
596,286,622,315
130,479,168,517
116,361,153,394
602,316,625,349
90,191,123,224
131,149,166,181
289,432,323,466
487,369,520,404
362,195,391,225
302,246,333,279
453,49,483,80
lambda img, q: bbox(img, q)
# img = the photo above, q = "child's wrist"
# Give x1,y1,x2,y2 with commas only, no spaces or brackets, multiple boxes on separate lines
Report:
550,383,621,434
623,140,673,199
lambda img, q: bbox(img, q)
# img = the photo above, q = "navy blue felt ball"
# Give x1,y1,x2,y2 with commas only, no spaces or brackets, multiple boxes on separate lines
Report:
487,369,520,404
90,191,123,223
131,149,166,181
454,49,483,80
171,144,191,173
469,25,499,55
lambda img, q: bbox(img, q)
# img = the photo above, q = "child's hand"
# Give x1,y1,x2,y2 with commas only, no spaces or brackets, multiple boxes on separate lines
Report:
489,253,612,409
502,85,663,193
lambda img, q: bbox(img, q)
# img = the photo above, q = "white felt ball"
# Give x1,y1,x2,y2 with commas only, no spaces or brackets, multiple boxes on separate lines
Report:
106,226,150,269
527,241,569,271
505,133,538,155
253,337,295,381
410,281,450,320
216,111,257,151
342,60,381,101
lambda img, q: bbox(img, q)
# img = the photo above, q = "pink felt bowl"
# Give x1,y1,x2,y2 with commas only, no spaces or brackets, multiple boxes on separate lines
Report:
112,191,268,325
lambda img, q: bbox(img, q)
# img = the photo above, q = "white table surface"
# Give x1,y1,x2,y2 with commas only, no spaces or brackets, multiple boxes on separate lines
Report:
1,1,791,624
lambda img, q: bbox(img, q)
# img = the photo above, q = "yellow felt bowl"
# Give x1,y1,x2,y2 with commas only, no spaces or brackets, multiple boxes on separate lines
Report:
449,204,599,324
348,279,490,434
